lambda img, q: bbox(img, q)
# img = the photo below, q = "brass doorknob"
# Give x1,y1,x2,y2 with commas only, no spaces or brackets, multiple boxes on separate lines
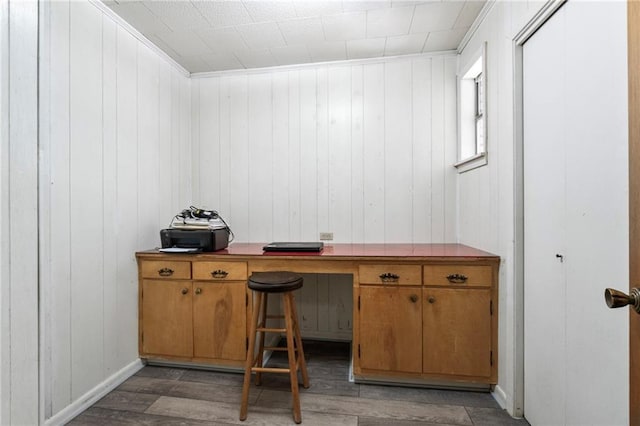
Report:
604,288,640,313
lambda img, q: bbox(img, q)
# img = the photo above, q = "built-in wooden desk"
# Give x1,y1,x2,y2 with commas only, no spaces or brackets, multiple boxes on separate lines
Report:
136,243,499,387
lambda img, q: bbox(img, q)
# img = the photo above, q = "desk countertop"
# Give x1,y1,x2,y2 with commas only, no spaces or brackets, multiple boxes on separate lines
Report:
138,243,499,260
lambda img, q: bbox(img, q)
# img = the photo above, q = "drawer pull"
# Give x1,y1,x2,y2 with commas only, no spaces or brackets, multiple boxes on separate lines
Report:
195,287,202,295
446,273,468,284
428,296,436,304
181,287,188,295
211,269,229,279
409,294,419,303
379,273,399,283
158,268,174,277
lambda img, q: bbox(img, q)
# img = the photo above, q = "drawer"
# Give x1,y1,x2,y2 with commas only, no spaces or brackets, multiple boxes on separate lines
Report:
193,261,248,281
140,261,191,279
359,265,422,286
423,265,492,287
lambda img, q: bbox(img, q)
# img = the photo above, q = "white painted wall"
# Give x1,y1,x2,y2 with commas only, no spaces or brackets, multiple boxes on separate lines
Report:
0,1,40,424
191,55,458,244
38,1,191,422
456,0,552,417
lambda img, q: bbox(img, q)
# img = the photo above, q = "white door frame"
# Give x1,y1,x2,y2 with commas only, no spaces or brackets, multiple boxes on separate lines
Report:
512,0,567,418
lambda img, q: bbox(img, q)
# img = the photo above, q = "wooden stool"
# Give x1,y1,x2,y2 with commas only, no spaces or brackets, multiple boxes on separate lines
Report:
239,271,310,424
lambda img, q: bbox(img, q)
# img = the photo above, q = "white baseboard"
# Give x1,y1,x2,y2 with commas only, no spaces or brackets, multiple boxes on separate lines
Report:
492,384,508,409
44,359,144,426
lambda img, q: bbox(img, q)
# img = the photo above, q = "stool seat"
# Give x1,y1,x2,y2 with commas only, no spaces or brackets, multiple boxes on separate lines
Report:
248,271,303,293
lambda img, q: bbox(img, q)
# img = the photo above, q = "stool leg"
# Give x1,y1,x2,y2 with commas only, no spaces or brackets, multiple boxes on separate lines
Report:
240,291,262,421
254,293,269,386
283,293,302,424
289,292,309,389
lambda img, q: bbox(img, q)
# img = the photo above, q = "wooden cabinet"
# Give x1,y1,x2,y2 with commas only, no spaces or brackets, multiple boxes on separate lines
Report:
358,286,422,373
138,258,250,367
141,280,193,358
355,261,498,384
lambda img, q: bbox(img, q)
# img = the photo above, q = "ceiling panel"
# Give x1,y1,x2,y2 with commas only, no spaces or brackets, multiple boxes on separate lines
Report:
102,0,487,74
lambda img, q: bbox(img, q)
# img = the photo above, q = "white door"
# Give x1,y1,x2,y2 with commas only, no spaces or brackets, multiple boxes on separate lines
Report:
523,1,629,425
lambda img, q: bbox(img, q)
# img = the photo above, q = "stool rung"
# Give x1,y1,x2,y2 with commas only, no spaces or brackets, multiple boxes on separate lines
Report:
256,327,286,333
252,367,291,374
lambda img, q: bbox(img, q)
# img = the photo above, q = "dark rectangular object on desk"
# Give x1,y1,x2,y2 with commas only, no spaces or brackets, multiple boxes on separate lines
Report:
160,228,229,252
263,242,324,252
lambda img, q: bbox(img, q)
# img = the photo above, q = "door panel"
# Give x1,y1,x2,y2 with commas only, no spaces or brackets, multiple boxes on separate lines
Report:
524,2,629,424
628,1,640,422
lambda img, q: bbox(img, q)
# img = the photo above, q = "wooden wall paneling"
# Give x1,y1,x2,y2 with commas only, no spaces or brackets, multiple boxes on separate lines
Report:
297,274,319,332
137,45,160,249
316,274,330,333
248,73,273,242
328,66,352,243
272,71,290,240
197,78,220,208
350,65,365,243
384,60,413,242
48,0,72,414
7,0,39,423
101,14,118,378
158,63,173,222
218,77,232,219
328,275,353,336
412,57,432,243
115,25,140,367
316,68,330,239
362,63,385,242
430,56,446,243
69,0,104,398
287,71,302,240
178,76,192,208
443,56,458,242
299,69,319,241
191,79,200,205
170,72,181,210
228,75,249,240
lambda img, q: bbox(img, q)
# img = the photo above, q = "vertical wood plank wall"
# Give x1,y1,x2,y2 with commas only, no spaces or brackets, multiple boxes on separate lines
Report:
191,55,458,244
1,1,39,424
41,1,191,420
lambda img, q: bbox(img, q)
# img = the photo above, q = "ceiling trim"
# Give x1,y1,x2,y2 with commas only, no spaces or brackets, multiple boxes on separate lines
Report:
457,0,496,54
89,0,190,77
190,49,457,79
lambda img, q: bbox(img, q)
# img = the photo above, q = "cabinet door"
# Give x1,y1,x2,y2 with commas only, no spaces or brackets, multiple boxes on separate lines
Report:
423,288,491,377
141,280,193,358
358,286,422,373
193,281,247,361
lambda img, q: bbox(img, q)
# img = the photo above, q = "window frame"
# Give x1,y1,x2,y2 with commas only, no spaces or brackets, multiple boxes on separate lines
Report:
455,42,488,173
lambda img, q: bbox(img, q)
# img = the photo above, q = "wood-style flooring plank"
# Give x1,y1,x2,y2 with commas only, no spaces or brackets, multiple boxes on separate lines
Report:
145,395,358,426
93,390,159,413
67,406,229,425
359,384,499,408
257,389,473,425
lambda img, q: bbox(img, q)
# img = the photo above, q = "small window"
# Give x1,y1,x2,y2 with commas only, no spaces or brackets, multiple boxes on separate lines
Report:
456,43,487,173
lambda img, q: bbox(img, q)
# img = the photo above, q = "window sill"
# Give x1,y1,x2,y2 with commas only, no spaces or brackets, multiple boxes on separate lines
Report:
454,152,487,173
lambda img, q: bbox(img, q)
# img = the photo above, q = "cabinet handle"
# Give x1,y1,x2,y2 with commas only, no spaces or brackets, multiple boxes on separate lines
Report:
181,288,188,295
409,294,419,303
428,296,436,304
379,273,399,283
158,268,174,277
211,269,229,279
195,287,202,295
446,273,468,284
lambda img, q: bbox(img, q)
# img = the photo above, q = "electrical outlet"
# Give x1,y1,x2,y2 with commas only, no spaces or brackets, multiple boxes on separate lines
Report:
319,232,333,241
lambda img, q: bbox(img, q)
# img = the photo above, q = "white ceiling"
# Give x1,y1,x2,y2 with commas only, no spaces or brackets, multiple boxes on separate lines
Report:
102,0,486,74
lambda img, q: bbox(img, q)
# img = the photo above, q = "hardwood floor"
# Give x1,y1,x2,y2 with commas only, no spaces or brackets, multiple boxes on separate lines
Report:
68,341,528,425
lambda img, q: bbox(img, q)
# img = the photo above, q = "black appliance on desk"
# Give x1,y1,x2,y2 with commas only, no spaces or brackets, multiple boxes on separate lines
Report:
160,206,233,252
